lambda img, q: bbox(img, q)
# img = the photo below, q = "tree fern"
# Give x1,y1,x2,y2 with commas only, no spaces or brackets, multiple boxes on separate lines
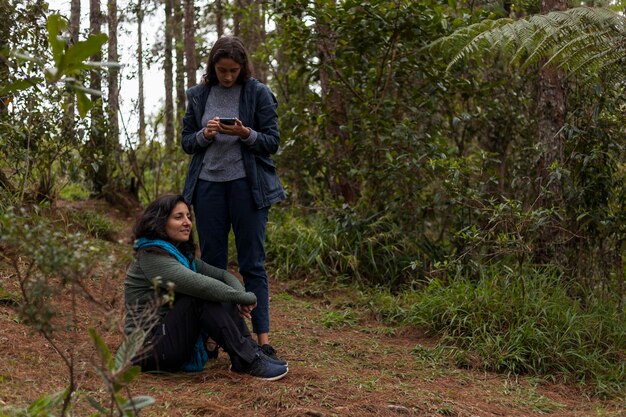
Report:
428,7,626,82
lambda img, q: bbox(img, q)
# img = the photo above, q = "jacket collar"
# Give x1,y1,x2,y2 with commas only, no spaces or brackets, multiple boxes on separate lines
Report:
191,79,257,126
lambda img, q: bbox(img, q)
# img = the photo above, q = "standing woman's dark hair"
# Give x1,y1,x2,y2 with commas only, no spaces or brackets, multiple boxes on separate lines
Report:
132,194,196,256
203,36,252,85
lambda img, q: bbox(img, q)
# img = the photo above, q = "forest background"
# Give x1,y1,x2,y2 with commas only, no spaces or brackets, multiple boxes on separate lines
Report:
0,0,625,415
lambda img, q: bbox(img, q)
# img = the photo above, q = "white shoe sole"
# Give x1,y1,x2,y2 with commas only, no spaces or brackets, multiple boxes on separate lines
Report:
258,367,289,381
229,365,289,381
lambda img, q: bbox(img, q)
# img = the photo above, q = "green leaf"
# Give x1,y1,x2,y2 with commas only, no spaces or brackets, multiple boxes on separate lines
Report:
76,90,94,118
83,61,123,69
26,389,68,414
64,34,108,71
89,328,114,370
114,365,141,391
87,395,108,413
46,14,68,67
10,50,45,65
72,83,103,97
0,78,43,95
121,395,156,412
115,330,145,370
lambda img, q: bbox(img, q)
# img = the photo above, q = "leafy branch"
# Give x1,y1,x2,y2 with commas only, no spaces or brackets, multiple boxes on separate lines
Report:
3,14,118,117
0,208,154,416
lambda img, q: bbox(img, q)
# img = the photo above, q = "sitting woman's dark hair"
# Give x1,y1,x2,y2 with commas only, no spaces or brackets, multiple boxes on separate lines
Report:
132,194,196,255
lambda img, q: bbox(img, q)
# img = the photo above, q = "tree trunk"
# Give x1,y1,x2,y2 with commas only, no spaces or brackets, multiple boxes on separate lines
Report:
136,0,146,145
537,0,568,196
236,0,266,83
89,0,108,194
60,0,80,155
0,1,13,192
174,0,185,120
534,0,568,262
70,0,80,44
233,0,241,36
315,0,357,204
0,0,10,115
183,0,197,88
164,0,175,149
107,0,119,149
272,15,288,100
215,0,224,38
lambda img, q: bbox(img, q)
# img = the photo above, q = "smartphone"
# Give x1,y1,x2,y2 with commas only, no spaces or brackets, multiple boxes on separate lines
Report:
219,117,237,125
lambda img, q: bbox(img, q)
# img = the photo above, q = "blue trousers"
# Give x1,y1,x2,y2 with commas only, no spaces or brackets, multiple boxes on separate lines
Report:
193,178,270,334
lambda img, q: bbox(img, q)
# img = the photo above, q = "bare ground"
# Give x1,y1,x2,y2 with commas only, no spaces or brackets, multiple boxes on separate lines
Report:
0,200,624,417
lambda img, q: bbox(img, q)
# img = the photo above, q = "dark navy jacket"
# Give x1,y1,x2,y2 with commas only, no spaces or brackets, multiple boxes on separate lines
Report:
181,78,286,209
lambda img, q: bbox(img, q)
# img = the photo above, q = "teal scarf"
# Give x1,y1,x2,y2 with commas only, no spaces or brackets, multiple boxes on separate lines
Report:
134,237,196,271
134,238,208,372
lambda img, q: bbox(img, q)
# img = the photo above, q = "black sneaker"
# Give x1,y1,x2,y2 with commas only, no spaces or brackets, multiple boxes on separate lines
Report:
260,344,281,360
245,354,288,381
255,345,288,366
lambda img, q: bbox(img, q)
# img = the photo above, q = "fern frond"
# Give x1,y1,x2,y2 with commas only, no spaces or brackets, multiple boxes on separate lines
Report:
426,19,510,54
565,47,613,75
596,59,626,84
569,6,624,28
546,29,612,70
428,6,626,81
508,23,547,67
573,51,626,83
520,21,568,69
434,20,514,70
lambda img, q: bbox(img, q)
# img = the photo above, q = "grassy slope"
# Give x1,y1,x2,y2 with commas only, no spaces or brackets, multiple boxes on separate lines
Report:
0,200,624,416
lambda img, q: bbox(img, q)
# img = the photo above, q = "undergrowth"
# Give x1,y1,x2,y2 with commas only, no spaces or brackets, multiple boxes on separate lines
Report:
266,206,416,287
64,209,119,242
267,207,626,398
0,205,152,416
399,269,626,398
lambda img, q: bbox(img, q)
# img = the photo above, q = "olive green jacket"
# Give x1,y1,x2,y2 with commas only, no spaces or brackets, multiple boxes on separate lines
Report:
124,251,257,333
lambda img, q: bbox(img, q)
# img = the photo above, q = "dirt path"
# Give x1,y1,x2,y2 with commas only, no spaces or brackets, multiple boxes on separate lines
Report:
0,201,624,416
1,269,625,416
126,277,625,417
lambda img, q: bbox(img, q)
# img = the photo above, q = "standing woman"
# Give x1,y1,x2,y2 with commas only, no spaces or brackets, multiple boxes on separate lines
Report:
181,36,285,360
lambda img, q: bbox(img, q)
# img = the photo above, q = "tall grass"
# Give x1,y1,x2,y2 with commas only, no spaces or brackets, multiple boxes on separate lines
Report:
266,207,333,279
266,207,626,397
266,207,416,286
395,268,625,397
65,209,119,242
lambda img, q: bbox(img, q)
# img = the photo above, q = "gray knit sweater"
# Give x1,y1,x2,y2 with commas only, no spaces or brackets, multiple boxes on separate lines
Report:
196,84,257,182
124,251,257,333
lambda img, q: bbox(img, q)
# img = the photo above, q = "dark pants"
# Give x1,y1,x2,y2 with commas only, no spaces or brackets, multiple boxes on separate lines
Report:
135,295,258,372
193,178,270,334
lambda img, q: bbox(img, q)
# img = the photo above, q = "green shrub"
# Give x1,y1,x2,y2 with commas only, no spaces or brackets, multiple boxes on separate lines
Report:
267,205,625,397
266,207,418,287
58,182,90,201
66,209,119,242
266,207,333,279
401,267,626,397
0,206,152,415
322,309,359,329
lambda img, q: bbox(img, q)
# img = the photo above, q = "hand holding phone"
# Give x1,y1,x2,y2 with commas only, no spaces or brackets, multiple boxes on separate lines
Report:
217,117,249,138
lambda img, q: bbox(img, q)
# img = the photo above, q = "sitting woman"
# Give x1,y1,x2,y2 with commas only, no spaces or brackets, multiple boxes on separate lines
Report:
124,194,288,381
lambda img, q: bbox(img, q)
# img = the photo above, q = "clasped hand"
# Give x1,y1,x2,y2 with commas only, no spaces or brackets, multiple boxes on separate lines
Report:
237,303,256,319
